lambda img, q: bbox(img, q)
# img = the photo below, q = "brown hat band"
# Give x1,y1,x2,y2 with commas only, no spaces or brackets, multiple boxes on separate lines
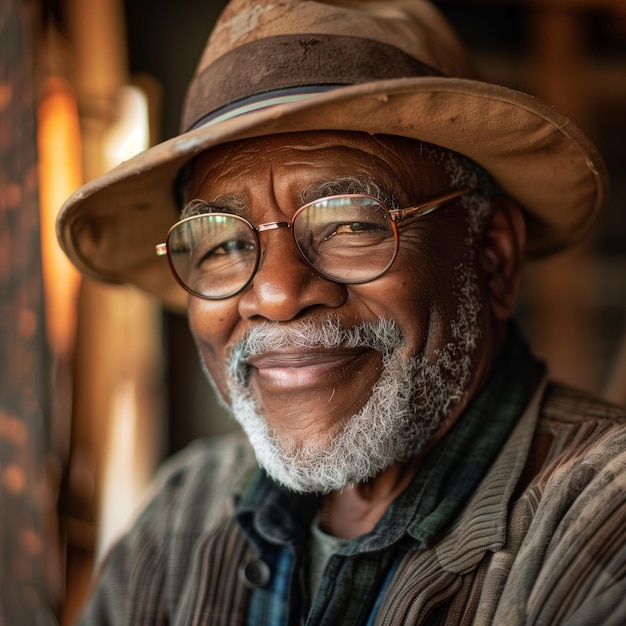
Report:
182,34,443,131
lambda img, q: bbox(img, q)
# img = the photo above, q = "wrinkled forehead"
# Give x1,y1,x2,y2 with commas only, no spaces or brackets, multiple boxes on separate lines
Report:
183,131,455,203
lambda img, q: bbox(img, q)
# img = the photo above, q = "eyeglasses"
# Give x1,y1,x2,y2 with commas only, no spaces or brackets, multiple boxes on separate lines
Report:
156,187,469,300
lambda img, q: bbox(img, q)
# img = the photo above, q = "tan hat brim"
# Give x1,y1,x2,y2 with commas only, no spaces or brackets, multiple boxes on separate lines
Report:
56,76,608,312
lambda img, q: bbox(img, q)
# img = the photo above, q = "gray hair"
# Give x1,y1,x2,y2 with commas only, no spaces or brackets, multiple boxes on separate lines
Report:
417,141,499,240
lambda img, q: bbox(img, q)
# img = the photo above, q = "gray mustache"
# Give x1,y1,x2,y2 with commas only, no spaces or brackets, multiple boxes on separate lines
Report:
227,317,403,384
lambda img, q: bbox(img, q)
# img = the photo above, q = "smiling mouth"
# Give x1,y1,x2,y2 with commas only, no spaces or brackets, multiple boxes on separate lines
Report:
247,348,373,389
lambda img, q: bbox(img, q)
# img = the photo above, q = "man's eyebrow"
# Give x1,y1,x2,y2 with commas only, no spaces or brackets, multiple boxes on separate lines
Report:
181,193,249,219
300,177,399,208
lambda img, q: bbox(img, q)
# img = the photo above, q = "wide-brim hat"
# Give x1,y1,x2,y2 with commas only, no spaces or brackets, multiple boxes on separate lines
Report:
57,0,608,312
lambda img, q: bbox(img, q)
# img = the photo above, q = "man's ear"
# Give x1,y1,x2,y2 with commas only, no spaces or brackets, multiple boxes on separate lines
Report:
479,195,526,321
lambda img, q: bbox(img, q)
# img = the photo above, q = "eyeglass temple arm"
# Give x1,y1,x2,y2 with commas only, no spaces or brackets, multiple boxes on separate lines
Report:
390,187,470,222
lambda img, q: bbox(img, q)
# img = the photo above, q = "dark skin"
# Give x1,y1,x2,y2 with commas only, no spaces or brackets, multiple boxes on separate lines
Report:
185,131,526,538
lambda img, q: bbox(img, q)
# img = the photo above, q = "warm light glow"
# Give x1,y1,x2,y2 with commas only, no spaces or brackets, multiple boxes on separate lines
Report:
96,84,155,560
37,76,82,356
97,379,144,557
103,85,150,169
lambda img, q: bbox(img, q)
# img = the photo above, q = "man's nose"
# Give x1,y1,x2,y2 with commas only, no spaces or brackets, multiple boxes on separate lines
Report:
237,229,346,322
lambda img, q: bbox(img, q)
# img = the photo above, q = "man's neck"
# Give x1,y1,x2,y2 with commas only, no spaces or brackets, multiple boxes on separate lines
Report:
321,459,420,539
320,384,472,539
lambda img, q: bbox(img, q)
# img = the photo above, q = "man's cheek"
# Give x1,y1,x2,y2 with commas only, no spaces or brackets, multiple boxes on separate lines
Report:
209,357,233,404
193,339,233,406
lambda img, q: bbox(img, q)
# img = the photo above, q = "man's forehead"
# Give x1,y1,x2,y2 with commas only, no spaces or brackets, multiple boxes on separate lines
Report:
188,131,451,196
200,130,429,161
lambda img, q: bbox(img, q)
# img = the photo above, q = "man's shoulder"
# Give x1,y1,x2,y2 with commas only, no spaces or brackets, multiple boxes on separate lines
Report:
539,381,626,426
525,381,626,495
134,430,256,536
156,429,256,486
82,432,257,620
532,382,626,466
488,384,626,624
510,382,626,505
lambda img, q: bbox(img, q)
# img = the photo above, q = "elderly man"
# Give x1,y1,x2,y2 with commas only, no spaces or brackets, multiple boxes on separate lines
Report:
58,0,626,624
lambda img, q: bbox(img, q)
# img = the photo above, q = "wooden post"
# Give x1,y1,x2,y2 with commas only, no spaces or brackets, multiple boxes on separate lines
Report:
0,0,60,624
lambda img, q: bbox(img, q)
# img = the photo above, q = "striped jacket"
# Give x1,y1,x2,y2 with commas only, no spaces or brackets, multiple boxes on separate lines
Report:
79,381,626,625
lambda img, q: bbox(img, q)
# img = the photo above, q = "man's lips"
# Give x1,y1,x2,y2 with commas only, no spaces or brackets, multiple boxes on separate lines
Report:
246,348,372,388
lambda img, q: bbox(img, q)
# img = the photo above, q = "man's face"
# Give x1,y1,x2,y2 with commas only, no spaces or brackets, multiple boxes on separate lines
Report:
186,131,498,492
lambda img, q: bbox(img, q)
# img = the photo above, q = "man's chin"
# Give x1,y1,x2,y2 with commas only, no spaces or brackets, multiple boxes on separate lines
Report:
231,391,413,494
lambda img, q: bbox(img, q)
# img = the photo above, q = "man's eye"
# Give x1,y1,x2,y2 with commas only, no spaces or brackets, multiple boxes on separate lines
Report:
320,221,384,241
334,222,383,235
192,237,256,270
212,239,255,255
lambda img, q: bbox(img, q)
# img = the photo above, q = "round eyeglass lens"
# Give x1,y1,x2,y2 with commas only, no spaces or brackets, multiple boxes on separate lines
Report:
167,214,258,298
293,195,398,283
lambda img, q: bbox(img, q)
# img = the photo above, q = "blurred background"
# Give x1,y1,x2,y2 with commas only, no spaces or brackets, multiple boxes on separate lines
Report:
1,0,625,624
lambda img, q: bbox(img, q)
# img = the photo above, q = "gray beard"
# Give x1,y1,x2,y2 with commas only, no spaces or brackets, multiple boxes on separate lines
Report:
223,263,481,494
